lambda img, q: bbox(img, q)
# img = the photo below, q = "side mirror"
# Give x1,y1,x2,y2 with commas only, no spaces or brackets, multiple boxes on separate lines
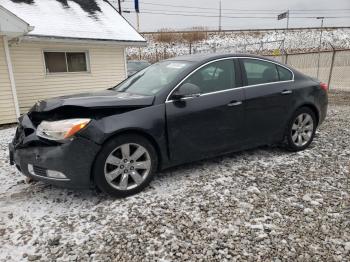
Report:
172,83,201,100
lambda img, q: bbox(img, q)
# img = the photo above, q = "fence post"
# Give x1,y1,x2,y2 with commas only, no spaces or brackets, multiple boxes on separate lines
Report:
328,48,336,88
259,41,263,53
155,47,158,62
189,42,192,54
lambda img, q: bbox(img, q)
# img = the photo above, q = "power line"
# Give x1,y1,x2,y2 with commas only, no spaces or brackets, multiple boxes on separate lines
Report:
119,0,350,12
130,11,276,18
123,8,350,16
124,10,350,19
109,0,350,31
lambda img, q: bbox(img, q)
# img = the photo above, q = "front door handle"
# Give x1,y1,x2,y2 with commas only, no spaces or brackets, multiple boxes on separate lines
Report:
227,101,242,107
281,90,293,95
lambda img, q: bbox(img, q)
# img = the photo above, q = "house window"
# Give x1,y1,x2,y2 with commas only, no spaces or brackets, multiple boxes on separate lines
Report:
44,51,89,73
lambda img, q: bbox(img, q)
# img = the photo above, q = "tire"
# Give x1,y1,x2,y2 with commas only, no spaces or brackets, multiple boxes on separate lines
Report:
285,107,317,151
93,134,158,197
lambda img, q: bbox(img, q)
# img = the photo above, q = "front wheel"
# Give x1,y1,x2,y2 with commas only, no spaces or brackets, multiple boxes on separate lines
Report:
285,107,317,151
93,134,158,197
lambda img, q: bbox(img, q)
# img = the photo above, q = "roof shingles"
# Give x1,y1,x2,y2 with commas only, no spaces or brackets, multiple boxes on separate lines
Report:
0,0,145,42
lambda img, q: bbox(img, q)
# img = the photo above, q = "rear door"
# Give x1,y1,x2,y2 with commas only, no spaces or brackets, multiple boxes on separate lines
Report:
239,58,295,145
165,58,245,164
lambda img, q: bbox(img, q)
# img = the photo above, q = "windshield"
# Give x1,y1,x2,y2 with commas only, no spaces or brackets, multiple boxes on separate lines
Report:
116,60,192,96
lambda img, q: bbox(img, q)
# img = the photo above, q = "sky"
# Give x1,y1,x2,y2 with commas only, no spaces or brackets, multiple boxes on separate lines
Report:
109,0,350,32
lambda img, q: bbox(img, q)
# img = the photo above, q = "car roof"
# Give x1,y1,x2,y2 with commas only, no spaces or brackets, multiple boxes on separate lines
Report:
167,53,287,66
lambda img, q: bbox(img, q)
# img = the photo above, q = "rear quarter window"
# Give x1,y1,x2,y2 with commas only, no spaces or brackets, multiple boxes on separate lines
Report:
277,65,293,81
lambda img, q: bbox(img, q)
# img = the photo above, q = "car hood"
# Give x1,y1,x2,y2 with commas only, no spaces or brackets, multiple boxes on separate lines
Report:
30,90,155,113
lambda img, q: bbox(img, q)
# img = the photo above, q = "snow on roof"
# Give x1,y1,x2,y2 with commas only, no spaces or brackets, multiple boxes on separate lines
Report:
0,0,145,43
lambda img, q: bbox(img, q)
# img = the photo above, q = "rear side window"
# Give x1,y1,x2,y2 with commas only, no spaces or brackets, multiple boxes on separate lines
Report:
242,59,279,85
183,59,235,94
277,65,293,81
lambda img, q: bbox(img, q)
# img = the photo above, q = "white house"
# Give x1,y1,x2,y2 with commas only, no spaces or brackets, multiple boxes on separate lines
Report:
0,0,146,124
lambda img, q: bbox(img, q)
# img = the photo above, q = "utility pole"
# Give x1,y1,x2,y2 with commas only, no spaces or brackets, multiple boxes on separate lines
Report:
135,0,140,32
136,12,140,32
117,0,121,14
134,0,141,58
316,17,324,79
219,0,222,31
277,10,289,57
277,10,289,36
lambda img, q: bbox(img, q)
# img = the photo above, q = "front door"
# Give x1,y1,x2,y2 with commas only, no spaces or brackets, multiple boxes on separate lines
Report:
165,59,245,164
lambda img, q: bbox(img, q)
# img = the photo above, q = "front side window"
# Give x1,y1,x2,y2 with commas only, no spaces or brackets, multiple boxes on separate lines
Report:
44,51,88,73
180,59,235,94
242,59,279,85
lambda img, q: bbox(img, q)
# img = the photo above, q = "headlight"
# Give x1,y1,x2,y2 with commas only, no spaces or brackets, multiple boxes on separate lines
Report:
36,118,91,141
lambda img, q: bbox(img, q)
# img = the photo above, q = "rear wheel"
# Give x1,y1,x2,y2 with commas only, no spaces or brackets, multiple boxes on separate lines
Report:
93,134,158,197
285,107,317,151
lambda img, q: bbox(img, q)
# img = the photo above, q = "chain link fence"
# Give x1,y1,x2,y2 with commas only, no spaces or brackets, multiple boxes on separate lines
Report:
266,49,350,91
329,50,350,90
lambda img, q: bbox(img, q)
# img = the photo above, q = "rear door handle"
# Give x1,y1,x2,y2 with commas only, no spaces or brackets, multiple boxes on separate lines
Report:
227,101,242,107
281,90,292,95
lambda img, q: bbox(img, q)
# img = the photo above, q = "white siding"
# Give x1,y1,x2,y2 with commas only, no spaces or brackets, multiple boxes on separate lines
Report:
10,41,126,113
0,36,17,124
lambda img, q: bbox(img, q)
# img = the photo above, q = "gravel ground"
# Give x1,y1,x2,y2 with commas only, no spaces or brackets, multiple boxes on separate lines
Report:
0,92,349,262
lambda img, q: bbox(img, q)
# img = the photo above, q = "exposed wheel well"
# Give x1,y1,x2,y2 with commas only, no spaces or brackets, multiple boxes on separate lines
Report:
299,104,320,126
90,130,162,185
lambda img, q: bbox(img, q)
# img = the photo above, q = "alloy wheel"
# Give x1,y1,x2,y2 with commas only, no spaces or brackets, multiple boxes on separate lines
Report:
291,113,314,147
104,143,151,190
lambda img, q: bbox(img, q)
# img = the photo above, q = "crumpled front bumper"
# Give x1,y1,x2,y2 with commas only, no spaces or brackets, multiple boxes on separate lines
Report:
9,114,101,189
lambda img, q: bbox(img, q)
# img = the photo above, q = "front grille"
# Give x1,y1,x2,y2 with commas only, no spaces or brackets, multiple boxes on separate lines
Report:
33,165,47,177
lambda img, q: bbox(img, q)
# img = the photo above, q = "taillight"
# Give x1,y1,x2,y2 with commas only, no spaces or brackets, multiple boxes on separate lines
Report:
320,82,328,92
